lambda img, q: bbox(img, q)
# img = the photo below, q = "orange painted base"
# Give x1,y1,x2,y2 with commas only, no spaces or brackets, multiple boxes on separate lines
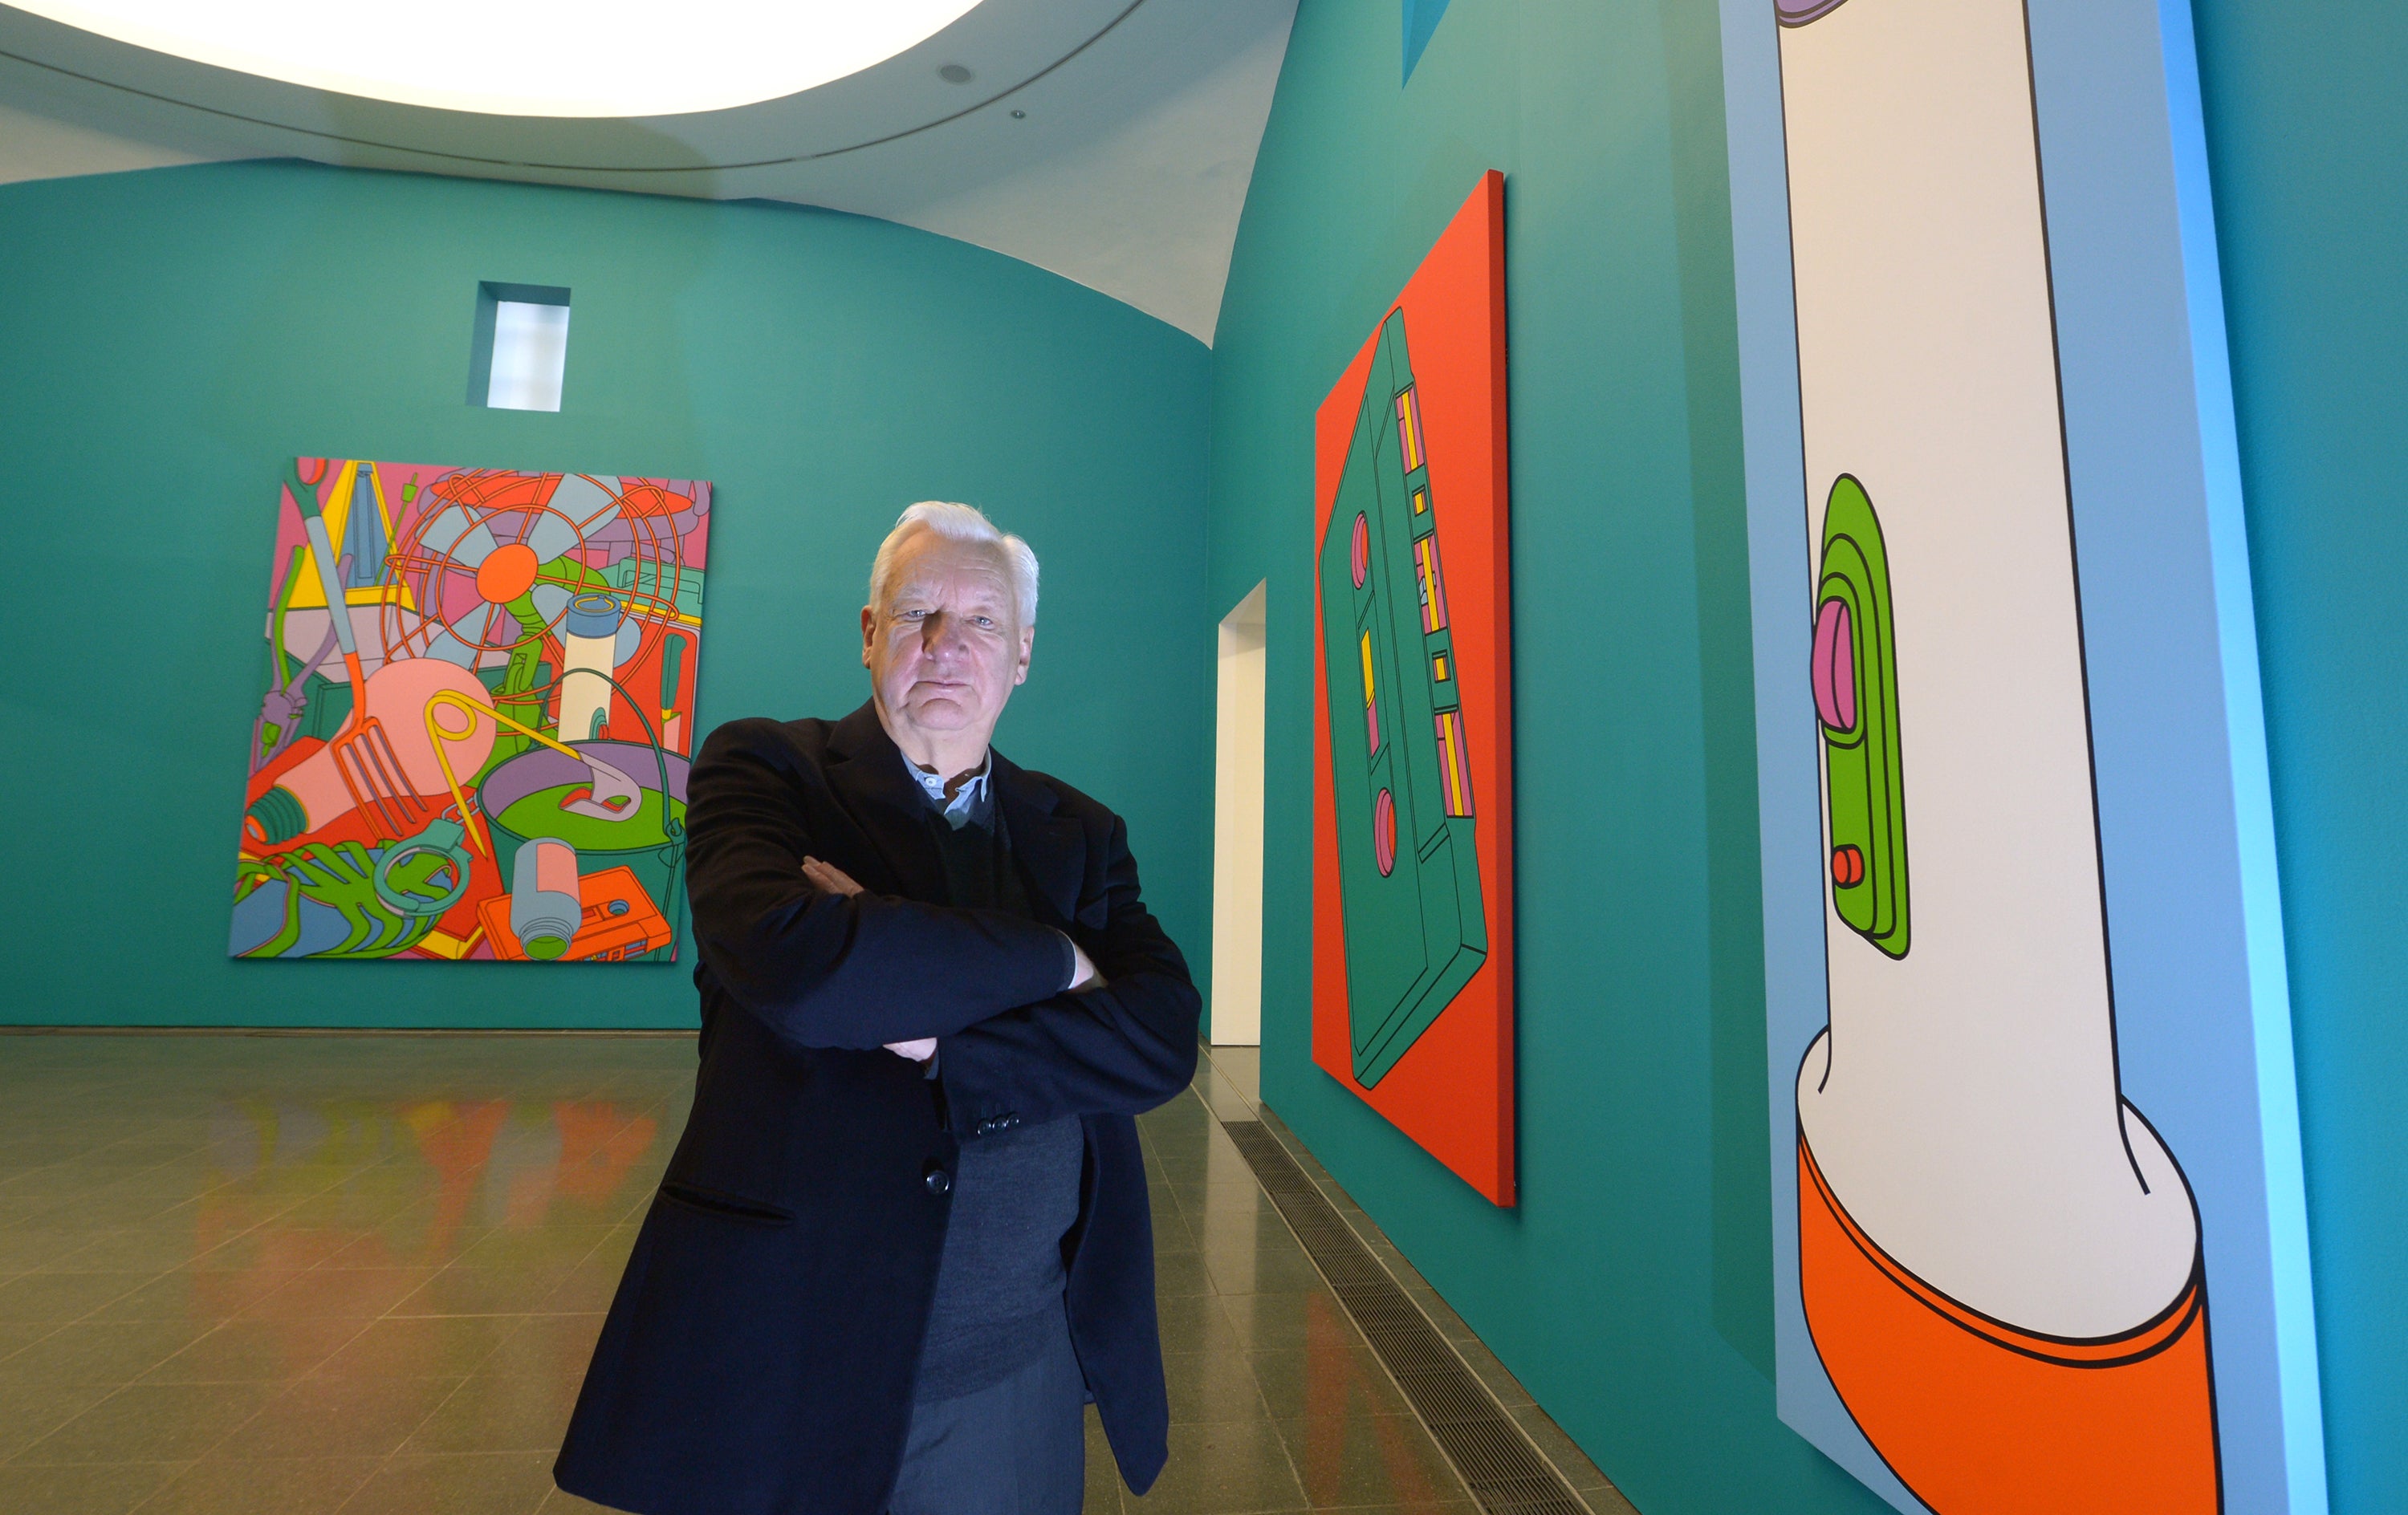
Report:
1798,1135,2220,1513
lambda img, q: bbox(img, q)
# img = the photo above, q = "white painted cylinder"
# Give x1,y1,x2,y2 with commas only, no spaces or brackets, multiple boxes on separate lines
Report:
555,591,620,743
1780,0,2197,1338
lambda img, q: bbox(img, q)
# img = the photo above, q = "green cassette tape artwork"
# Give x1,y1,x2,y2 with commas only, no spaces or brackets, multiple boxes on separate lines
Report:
1317,312,1488,1087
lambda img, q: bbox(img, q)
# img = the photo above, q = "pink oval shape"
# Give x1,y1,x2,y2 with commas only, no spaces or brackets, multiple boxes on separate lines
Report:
1373,788,1396,876
1813,597,1856,733
1350,514,1370,590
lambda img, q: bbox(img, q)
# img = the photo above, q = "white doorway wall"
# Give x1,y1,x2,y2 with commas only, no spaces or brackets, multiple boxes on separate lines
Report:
1210,581,1268,1046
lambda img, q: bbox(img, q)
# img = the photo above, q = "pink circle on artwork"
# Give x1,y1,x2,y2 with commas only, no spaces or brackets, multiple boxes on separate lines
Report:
1373,788,1397,876
1812,597,1857,733
1351,514,1370,589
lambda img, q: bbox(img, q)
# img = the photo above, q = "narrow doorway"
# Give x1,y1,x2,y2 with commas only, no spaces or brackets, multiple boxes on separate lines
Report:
1211,582,1268,1046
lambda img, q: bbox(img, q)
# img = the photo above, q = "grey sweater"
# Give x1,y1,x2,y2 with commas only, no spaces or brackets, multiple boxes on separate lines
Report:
909,786,1087,1402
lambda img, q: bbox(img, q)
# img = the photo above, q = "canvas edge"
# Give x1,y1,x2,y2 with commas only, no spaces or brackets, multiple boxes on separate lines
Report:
2148,0,2329,1503
1476,167,1517,1208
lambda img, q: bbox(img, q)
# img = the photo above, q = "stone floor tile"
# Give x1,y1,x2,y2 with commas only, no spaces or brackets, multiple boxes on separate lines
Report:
0,1226,100,1273
212,1372,464,1459
233,1266,438,1321
1152,1247,1218,1298
140,1317,366,1383
1271,1413,1470,1513
1124,1418,1308,1513
1250,1344,1414,1424
534,1259,632,1315
304,1314,525,1380
0,1379,115,1462
1218,1293,1368,1353
1160,1349,1274,1425
0,1270,153,1323
401,1364,584,1454
340,1450,558,1515
0,1318,59,1361
92,1268,286,1324
1153,1292,1245,1357
389,1265,578,1318
16,1380,277,1464
136,1454,384,1514
0,1459,186,1515
1203,1244,1329,1298
0,1318,214,1386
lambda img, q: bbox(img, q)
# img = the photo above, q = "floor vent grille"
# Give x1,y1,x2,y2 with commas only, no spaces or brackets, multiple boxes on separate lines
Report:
1220,1119,1592,1515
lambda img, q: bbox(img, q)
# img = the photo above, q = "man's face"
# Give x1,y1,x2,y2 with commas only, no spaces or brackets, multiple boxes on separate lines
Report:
861,530,1033,757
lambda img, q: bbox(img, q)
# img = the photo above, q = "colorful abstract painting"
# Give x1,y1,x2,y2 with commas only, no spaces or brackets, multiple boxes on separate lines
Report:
1721,0,2325,1509
231,460,709,965
1312,172,1515,1205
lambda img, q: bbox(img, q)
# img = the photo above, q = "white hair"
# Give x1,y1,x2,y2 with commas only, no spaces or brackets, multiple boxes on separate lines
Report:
868,501,1041,627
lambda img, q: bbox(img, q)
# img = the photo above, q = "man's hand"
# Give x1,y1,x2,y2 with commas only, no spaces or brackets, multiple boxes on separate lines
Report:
803,856,864,897
1068,938,1105,993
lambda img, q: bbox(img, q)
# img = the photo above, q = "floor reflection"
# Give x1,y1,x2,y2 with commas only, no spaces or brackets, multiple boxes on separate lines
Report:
197,1095,660,1269
0,1034,1502,1515
0,1034,686,1515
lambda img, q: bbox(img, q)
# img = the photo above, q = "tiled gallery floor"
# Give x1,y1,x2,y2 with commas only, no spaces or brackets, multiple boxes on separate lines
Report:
0,1034,1625,1514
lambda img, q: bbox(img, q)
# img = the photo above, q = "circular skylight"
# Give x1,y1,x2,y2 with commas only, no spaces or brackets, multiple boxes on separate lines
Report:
11,1,988,117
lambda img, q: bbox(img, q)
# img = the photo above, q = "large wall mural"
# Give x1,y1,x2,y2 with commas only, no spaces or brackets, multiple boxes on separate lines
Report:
1312,172,1515,1205
1719,0,2328,1509
231,460,709,965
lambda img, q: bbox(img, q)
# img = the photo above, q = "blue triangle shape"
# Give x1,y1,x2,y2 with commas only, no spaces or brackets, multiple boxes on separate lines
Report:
1404,0,1450,83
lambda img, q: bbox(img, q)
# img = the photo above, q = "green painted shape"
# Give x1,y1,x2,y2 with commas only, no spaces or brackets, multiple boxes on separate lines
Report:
294,670,355,743
266,545,305,693
491,782,684,852
1317,311,1487,1089
1816,474,1909,957
604,558,706,619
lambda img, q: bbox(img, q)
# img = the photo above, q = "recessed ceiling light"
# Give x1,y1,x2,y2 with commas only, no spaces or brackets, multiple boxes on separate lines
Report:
9,0,989,117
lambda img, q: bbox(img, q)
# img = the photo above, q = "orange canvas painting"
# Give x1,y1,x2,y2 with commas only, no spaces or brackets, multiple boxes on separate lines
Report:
1311,172,1515,1204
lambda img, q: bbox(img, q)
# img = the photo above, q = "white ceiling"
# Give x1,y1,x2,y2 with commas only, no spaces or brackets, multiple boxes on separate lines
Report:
0,0,1297,341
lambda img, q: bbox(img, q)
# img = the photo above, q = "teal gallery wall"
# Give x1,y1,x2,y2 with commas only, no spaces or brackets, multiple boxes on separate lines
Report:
0,159,1212,1029
1209,1,2408,1513
1206,1,1812,1510
2194,0,2408,1509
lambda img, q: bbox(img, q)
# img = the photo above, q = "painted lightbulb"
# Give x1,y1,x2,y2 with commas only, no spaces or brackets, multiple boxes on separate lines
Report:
247,656,496,844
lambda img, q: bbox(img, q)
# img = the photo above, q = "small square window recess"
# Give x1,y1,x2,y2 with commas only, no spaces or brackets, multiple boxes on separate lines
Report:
470,282,571,411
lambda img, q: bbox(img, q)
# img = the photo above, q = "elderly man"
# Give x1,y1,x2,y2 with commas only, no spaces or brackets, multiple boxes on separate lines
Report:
555,502,1199,1515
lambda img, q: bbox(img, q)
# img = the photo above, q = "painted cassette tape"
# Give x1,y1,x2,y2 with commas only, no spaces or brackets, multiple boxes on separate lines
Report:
1317,311,1487,1088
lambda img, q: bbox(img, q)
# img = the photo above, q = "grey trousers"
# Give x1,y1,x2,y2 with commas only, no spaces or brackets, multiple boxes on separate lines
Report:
886,1311,1087,1515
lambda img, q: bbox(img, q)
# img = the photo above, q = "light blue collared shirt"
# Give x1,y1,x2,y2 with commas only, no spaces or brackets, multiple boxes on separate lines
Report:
903,751,995,831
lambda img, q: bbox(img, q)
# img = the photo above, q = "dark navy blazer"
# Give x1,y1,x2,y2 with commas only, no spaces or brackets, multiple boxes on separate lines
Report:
554,703,1199,1515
